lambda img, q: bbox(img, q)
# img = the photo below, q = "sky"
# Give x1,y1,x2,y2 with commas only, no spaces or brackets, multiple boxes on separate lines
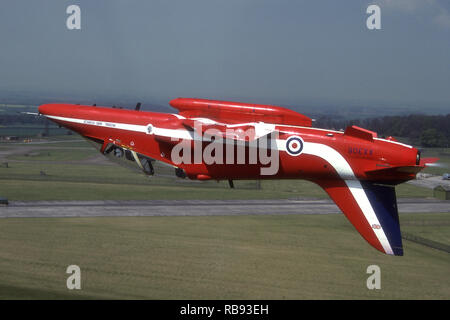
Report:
0,0,449,113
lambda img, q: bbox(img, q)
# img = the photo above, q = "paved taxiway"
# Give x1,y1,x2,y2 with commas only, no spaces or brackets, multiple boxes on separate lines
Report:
0,198,448,218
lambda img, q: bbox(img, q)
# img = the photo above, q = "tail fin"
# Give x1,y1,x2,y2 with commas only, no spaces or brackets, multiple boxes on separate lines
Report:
315,179,403,256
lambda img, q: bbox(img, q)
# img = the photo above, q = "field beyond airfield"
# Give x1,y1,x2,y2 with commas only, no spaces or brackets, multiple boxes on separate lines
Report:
0,136,449,299
0,213,448,299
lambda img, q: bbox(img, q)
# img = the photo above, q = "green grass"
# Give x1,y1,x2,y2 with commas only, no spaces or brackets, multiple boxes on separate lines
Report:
396,183,434,198
33,140,92,148
0,179,324,201
401,213,450,245
7,148,97,162
0,213,448,299
0,138,93,148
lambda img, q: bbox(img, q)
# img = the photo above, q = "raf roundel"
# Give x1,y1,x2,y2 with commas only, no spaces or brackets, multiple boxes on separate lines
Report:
286,136,304,156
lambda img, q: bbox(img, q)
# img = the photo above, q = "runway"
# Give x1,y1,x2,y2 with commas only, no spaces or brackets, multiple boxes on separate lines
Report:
0,198,448,218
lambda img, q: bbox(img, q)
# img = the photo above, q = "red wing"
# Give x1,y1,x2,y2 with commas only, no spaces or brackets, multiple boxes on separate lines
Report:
170,97,312,127
419,157,439,166
181,118,276,142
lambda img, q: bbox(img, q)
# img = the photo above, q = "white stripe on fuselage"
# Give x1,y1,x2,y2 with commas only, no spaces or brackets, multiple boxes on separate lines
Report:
46,115,148,133
373,137,412,148
44,113,394,254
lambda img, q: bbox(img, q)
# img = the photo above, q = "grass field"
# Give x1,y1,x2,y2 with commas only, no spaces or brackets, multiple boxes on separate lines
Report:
7,148,96,162
0,213,448,299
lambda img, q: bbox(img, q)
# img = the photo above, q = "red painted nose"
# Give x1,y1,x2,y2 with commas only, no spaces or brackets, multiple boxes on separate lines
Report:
38,104,60,116
39,103,79,118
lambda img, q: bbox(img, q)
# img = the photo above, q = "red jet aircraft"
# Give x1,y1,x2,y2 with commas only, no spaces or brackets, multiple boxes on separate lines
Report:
38,98,437,256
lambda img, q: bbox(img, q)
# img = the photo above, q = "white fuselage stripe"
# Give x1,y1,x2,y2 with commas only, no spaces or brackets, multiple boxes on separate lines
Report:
373,137,412,148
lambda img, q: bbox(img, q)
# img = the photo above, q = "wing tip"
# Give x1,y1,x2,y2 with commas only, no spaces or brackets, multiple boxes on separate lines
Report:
387,246,404,256
393,247,404,256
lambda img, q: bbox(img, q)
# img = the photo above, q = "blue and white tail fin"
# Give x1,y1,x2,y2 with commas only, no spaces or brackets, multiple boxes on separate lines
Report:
316,179,403,256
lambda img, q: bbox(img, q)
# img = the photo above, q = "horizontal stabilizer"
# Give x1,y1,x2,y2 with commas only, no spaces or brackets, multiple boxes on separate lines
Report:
365,165,423,177
419,157,439,166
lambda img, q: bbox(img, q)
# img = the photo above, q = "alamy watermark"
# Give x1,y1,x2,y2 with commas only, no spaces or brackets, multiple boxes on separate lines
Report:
366,4,381,30
66,265,81,290
169,121,281,176
66,5,81,30
366,265,381,290
65,4,381,31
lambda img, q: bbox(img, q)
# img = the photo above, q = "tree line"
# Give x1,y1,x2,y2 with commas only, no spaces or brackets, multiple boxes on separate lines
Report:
0,114,47,126
315,114,450,147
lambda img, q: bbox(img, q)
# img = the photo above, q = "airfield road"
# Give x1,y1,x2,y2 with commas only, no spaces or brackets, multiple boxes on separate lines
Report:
1,198,449,218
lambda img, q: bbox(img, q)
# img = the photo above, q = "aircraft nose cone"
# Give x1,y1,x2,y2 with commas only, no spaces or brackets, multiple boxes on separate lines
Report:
38,104,57,116
39,103,74,117
169,98,186,109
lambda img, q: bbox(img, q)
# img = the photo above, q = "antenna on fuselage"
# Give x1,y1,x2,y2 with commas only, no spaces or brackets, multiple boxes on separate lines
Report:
135,102,141,111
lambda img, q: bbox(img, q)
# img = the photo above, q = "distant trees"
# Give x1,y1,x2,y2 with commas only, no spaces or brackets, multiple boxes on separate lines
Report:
420,128,447,147
0,114,46,126
316,114,450,147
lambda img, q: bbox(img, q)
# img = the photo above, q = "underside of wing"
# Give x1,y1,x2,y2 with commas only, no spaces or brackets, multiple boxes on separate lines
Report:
181,118,277,142
84,137,179,177
315,179,403,256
